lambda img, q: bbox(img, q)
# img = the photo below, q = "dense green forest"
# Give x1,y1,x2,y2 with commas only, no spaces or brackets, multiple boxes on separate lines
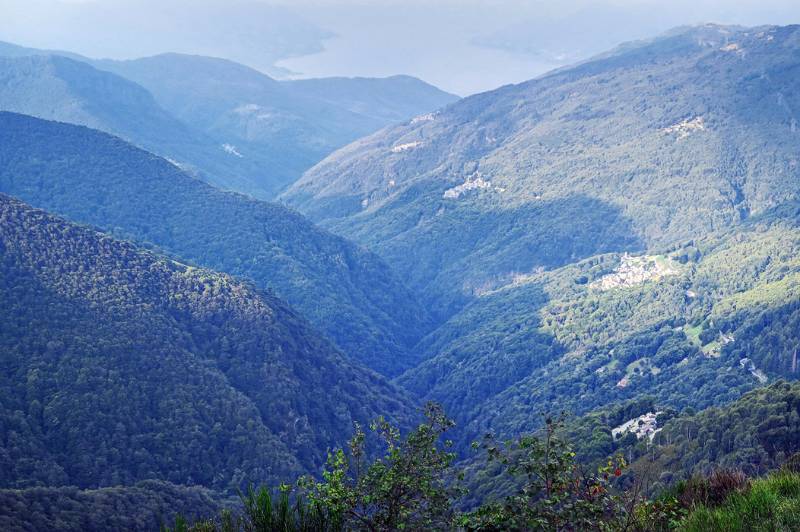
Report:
284,24,800,318
0,112,433,376
395,209,800,447
0,194,413,493
626,381,800,490
0,481,227,532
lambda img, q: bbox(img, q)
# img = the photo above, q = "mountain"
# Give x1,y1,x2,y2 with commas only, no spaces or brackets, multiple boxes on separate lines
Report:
282,75,459,125
282,24,800,317
0,41,459,198
95,53,459,196
0,193,413,492
90,53,338,198
6,22,800,530
0,41,86,62
279,23,800,445
0,55,190,144
0,112,432,376
0,54,278,196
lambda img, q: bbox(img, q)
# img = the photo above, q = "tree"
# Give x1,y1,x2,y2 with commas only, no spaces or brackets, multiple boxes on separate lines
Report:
461,416,631,531
299,402,461,531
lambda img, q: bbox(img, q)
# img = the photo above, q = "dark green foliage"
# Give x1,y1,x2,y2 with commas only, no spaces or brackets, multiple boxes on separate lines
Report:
238,487,336,532
564,398,658,463
169,397,800,531
0,194,413,491
176,404,460,531
627,381,800,492
7,382,800,530
396,282,563,421
720,300,800,377
0,480,225,532
178,410,687,531
462,381,800,508
297,403,461,531
178,487,336,532
461,418,631,531
0,112,432,375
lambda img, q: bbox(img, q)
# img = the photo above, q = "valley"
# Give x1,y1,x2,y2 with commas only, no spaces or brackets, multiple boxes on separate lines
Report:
2,17,800,531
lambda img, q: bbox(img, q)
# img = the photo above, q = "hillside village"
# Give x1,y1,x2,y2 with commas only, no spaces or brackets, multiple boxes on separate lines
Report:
591,254,680,291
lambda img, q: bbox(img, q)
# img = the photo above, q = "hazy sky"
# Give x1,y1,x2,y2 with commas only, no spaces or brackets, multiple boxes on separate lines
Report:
2,0,800,94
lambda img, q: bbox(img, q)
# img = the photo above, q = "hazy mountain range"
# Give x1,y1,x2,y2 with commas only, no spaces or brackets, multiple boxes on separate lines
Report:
3,23,800,529
0,41,457,199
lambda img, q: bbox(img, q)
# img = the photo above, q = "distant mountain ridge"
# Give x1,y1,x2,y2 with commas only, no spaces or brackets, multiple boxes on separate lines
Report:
0,54,270,195
0,112,433,376
282,74,458,124
96,53,458,197
0,41,458,198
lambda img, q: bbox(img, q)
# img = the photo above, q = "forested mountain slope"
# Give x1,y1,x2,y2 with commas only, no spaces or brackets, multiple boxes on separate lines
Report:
0,481,225,532
630,380,800,490
0,112,432,376
461,380,800,508
0,54,274,197
0,193,412,492
284,24,800,317
398,204,800,444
